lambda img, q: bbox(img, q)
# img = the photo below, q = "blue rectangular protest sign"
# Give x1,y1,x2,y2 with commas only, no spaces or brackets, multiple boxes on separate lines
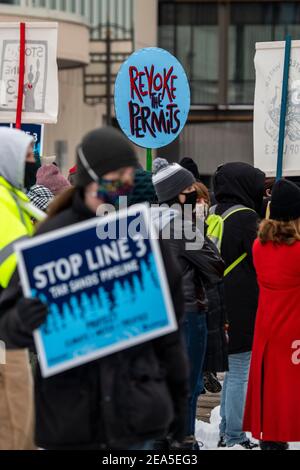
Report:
3,123,44,164
13,123,44,164
15,206,177,378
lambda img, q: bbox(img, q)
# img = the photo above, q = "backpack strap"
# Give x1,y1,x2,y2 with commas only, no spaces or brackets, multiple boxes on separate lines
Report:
209,205,217,215
224,253,248,277
222,205,255,220
217,205,256,276
210,204,255,219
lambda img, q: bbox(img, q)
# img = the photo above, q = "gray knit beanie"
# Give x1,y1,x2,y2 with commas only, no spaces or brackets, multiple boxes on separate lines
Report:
152,158,196,203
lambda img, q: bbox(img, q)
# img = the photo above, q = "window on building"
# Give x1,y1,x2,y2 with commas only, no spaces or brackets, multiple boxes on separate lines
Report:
229,2,300,104
0,1,21,4
159,1,300,106
159,1,219,105
0,0,133,40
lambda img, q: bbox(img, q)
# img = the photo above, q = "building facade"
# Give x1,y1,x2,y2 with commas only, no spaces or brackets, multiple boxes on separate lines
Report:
0,0,158,172
3,0,296,179
158,0,300,182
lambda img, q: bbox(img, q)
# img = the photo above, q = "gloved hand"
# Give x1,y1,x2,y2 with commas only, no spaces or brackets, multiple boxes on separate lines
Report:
16,298,48,333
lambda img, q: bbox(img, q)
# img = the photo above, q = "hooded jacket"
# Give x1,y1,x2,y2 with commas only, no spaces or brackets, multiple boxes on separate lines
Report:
0,128,45,289
0,127,32,190
213,162,265,354
0,189,189,450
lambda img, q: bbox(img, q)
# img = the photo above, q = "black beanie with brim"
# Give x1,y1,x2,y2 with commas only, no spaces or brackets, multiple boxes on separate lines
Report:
180,157,201,181
270,179,300,221
76,127,138,187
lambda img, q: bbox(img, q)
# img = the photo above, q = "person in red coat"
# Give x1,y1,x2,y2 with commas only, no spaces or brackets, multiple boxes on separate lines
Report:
243,179,300,450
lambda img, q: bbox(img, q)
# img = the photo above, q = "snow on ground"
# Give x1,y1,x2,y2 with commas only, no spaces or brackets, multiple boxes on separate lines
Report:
196,406,300,450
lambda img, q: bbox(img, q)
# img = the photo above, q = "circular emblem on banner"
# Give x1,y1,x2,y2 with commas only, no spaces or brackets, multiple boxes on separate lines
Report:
114,47,191,149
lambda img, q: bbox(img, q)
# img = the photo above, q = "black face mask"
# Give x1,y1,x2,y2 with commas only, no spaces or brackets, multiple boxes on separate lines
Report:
181,190,198,211
24,161,39,191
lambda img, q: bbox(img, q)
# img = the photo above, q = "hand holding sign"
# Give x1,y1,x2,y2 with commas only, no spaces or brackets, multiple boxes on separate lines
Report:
115,47,191,149
15,206,177,378
16,297,48,333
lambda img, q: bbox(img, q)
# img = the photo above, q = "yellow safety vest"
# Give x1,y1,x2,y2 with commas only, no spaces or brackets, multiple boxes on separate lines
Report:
0,176,35,288
206,205,256,277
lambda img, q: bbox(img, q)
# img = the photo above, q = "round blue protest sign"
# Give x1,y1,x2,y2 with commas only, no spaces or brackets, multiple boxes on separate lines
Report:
114,47,191,149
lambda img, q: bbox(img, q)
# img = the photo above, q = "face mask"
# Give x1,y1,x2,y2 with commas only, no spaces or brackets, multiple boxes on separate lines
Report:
181,191,198,212
24,161,39,191
97,179,134,207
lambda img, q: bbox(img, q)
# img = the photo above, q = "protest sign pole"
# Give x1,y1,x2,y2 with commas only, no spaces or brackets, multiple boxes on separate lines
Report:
147,148,153,172
0,23,58,124
276,35,292,181
15,22,26,130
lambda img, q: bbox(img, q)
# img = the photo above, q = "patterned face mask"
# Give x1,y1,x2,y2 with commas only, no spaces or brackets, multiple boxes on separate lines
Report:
97,178,134,207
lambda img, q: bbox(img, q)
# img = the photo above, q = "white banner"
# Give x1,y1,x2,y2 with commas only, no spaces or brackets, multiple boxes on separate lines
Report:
0,22,58,124
254,40,300,177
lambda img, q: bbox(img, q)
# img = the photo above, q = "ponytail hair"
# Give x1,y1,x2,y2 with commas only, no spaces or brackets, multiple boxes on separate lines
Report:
258,218,300,245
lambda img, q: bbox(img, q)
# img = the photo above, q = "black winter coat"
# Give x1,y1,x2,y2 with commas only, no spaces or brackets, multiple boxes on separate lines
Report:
0,190,189,450
213,162,265,354
157,212,225,314
204,281,229,373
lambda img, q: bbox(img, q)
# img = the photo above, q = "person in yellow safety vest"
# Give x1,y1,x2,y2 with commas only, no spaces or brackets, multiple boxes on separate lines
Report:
0,127,46,450
0,128,46,288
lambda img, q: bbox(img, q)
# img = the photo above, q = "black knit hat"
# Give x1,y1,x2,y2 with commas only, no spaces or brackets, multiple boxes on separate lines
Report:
180,157,201,181
76,127,138,187
270,179,300,221
152,158,196,203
